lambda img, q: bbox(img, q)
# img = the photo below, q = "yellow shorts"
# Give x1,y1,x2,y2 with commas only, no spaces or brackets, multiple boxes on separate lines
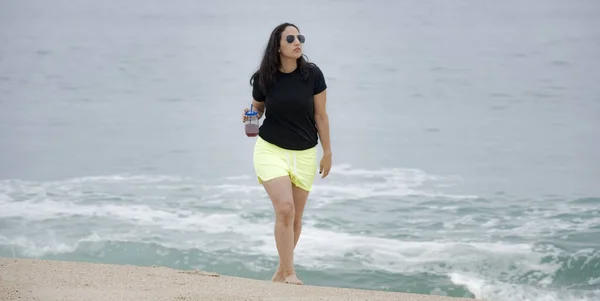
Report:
253,136,318,192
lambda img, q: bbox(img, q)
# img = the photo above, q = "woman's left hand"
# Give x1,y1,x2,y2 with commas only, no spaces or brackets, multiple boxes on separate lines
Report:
319,153,332,179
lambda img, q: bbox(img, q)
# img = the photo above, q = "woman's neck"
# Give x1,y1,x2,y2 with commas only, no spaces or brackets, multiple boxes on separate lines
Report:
279,57,297,73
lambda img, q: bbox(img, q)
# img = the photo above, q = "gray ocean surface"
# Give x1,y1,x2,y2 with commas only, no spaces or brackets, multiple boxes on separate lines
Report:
1,0,599,300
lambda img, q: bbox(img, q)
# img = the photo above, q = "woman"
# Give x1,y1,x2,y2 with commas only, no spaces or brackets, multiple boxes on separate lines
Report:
242,22,332,285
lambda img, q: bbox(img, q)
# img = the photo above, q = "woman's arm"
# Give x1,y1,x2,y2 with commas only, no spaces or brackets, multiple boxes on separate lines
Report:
314,89,332,178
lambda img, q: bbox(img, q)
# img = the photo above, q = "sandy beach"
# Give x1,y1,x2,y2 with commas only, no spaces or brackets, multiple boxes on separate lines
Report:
0,258,478,301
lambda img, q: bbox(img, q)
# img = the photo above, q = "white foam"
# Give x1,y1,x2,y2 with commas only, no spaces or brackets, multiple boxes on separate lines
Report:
449,273,486,298
484,204,600,239
223,175,252,181
589,277,600,286
0,233,106,258
450,272,600,301
311,163,478,202
63,174,192,184
0,198,181,224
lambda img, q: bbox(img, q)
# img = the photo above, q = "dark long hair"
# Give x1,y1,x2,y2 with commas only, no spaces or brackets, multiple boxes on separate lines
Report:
249,22,313,94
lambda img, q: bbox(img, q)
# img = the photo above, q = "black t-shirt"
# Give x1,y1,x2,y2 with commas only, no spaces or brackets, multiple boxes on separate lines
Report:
252,64,327,150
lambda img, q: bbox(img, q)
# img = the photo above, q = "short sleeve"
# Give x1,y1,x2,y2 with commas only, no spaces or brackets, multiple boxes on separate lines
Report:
252,75,265,102
313,65,327,95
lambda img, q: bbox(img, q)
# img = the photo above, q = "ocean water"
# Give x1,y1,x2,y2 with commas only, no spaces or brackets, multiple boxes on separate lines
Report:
1,0,599,300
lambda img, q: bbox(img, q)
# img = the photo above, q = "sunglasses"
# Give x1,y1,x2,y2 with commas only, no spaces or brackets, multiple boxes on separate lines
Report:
285,34,305,44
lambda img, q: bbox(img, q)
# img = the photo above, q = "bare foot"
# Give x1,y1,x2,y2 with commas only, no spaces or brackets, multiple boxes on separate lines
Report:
283,273,303,285
271,265,284,282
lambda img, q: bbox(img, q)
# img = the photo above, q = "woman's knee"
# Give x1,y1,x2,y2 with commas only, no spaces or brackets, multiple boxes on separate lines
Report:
275,201,295,221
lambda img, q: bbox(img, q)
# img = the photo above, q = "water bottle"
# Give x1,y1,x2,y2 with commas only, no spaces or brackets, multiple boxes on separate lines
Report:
244,106,259,137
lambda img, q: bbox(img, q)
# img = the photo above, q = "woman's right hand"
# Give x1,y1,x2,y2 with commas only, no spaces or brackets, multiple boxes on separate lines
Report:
242,108,250,123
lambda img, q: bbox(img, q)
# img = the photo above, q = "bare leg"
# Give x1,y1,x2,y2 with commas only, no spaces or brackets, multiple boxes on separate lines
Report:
262,176,303,285
272,183,310,283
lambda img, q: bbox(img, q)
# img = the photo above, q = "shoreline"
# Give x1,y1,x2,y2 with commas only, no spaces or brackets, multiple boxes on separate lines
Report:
0,257,479,301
